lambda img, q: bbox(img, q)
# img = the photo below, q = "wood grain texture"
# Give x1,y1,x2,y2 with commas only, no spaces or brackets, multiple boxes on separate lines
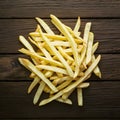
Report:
0,81,120,119
0,54,119,81
0,0,120,18
0,19,120,53
1,119,116,120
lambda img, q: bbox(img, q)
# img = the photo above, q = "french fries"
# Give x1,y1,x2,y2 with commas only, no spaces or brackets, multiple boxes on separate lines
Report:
18,14,101,106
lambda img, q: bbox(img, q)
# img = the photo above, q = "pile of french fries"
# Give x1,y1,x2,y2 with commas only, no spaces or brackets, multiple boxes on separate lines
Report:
18,14,101,106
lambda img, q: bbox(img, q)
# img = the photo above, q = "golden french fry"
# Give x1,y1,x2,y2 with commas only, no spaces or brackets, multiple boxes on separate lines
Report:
77,88,83,106
36,65,68,75
92,55,101,78
74,16,81,33
77,82,90,88
19,35,35,52
33,81,45,104
56,97,72,105
36,17,54,35
28,76,40,94
83,22,91,43
92,42,99,54
79,22,91,66
86,32,94,65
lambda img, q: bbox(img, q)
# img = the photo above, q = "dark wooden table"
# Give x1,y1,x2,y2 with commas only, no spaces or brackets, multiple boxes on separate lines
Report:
0,0,120,119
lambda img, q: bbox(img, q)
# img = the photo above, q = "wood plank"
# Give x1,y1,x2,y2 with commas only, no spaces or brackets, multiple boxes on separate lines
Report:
0,0,120,18
0,118,116,120
0,54,120,81
0,19,120,53
0,81,120,119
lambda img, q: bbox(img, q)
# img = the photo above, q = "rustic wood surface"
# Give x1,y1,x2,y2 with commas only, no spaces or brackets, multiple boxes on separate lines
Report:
0,82,120,119
0,0,120,119
0,0,120,18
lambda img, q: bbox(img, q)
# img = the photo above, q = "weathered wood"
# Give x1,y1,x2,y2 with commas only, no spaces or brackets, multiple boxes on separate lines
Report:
0,81,120,119
1,119,115,120
0,0,120,18
0,54,119,81
0,19,120,53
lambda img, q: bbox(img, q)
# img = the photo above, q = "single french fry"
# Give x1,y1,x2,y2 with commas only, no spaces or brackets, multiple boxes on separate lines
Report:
86,32,94,65
19,36,35,52
92,55,101,78
92,41,101,78
28,76,40,94
77,82,90,88
79,22,91,66
77,88,83,106
83,22,91,43
56,97,72,105
36,17,54,35
92,42,99,54
18,58,58,92
74,16,81,33
33,81,45,104
36,65,68,75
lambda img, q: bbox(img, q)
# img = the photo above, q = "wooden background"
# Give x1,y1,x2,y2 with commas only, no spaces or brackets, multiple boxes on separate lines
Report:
0,0,120,119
